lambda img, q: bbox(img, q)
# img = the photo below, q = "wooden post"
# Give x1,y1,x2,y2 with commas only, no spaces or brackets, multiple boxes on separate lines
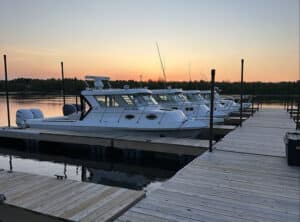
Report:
64,163,67,179
290,82,295,116
8,155,13,173
3,55,11,127
240,59,244,127
251,83,255,116
81,166,87,182
209,69,215,152
296,102,300,130
297,81,300,130
61,61,66,105
287,82,291,112
74,77,78,107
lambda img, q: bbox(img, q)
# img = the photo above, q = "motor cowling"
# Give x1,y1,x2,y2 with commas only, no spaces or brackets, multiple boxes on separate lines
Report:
16,109,34,128
30,109,44,119
16,108,44,128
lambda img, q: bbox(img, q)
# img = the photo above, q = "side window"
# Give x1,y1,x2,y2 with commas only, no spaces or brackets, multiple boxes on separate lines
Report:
95,95,120,107
158,95,168,103
109,96,120,107
120,95,135,106
95,96,108,107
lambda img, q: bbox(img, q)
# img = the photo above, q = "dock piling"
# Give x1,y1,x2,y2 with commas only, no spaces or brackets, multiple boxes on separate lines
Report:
290,82,295,117
240,59,244,126
251,84,255,116
209,69,215,152
287,82,291,112
296,102,300,130
61,61,66,105
3,55,11,127
296,81,300,130
8,155,13,173
74,77,78,106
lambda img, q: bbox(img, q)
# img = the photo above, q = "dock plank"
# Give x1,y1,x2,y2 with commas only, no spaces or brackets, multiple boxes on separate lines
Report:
116,108,300,222
0,171,145,222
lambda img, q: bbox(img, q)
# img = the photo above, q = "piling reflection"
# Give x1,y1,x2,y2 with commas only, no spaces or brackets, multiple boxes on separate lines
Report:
0,143,188,190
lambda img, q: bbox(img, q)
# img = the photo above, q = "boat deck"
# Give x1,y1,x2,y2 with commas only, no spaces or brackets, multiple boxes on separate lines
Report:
116,108,300,222
0,170,145,222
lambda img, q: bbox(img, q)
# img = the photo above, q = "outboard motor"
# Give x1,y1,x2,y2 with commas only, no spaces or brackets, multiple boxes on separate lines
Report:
30,109,44,119
16,108,44,128
63,104,78,116
16,109,34,128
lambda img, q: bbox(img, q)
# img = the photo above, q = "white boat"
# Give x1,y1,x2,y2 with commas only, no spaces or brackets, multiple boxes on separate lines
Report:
199,90,240,113
151,88,224,124
16,76,207,138
182,90,227,118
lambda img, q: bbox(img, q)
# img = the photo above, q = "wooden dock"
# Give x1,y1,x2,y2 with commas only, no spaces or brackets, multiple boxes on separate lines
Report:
0,170,144,222
0,126,234,156
116,108,300,222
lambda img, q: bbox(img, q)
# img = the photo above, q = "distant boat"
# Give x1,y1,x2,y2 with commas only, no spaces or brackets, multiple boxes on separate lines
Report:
152,88,224,124
182,90,227,118
199,89,251,112
16,76,207,138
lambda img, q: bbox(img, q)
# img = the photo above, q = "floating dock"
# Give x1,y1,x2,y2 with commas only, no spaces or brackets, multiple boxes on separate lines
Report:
0,125,235,156
116,108,300,222
0,170,144,222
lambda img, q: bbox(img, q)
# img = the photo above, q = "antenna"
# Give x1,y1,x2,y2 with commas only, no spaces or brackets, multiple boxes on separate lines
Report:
156,42,167,88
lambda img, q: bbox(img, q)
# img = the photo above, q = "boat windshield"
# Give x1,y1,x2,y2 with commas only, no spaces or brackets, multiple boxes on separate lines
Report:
185,93,205,102
132,94,158,106
154,93,187,103
175,93,188,102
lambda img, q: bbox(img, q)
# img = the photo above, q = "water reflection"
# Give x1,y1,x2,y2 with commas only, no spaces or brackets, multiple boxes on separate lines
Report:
0,144,182,190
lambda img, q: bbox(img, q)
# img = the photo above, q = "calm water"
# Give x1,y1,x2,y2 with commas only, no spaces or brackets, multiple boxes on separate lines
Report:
0,95,187,190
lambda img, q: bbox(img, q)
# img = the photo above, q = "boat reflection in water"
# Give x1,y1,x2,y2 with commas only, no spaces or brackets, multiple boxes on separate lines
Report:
0,141,194,190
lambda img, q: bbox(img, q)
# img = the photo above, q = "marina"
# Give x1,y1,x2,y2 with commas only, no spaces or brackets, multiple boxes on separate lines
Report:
0,1,299,220
0,107,299,221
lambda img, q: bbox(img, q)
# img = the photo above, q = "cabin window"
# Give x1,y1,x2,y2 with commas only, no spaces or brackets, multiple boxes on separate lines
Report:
186,94,204,102
175,93,188,102
154,95,169,103
120,95,134,106
95,95,108,107
133,94,158,106
95,95,136,107
95,95,120,107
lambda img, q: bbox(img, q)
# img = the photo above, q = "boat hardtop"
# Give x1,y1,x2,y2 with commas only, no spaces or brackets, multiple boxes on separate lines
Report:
183,90,202,94
81,88,152,96
151,88,183,95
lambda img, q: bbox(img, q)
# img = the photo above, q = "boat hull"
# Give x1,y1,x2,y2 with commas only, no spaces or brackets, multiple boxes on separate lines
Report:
26,122,206,138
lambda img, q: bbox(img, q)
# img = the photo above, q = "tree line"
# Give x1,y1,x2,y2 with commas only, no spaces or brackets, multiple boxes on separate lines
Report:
0,78,299,95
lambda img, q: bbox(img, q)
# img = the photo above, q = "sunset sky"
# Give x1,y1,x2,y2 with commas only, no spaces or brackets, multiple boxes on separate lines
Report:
0,0,299,82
